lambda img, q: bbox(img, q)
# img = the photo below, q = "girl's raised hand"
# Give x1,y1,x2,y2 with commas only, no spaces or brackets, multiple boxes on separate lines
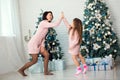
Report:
61,11,64,19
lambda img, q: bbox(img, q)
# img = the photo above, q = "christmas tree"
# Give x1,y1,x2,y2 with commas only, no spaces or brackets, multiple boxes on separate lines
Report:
35,10,64,61
80,0,120,59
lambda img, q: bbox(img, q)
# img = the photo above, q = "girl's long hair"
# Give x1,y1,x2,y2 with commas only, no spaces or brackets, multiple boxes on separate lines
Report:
68,18,83,45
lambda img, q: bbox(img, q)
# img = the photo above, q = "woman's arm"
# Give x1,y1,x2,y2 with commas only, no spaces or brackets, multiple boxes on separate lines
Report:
41,18,62,28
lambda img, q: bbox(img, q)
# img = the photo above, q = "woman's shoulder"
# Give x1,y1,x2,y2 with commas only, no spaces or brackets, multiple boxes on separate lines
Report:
40,20,48,23
39,20,48,26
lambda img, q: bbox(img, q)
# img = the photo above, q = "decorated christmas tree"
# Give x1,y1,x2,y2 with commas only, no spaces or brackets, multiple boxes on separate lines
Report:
35,10,64,61
80,0,120,59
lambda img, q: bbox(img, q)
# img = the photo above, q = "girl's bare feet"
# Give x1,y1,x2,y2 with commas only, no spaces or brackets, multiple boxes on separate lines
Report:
44,72,53,75
18,69,27,76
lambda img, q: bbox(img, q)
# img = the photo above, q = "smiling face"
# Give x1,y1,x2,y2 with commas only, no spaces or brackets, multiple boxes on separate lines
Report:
42,11,54,22
46,13,53,22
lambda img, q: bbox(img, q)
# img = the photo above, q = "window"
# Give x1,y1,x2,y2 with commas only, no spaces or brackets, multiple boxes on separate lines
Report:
0,0,14,36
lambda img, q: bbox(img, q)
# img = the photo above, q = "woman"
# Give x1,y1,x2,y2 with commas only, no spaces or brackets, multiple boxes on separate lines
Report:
18,11,63,76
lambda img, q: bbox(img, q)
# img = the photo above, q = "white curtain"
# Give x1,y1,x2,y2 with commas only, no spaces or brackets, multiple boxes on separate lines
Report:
0,0,1,34
0,0,26,75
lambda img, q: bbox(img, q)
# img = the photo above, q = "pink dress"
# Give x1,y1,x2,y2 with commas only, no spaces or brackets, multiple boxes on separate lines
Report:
28,18,62,54
63,18,80,55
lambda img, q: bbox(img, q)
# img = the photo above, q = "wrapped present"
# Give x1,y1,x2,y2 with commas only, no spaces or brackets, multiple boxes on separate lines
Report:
105,55,114,68
54,60,58,70
87,64,99,71
49,59,65,71
84,63,98,71
48,61,52,71
29,59,66,74
106,64,111,70
86,58,94,65
29,56,44,73
87,65,94,71
56,59,65,71
98,64,111,71
29,61,44,73
100,56,114,69
92,63,98,71
93,58,101,64
49,59,56,71
98,64,104,71
87,65,93,71
85,55,114,71
110,58,114,69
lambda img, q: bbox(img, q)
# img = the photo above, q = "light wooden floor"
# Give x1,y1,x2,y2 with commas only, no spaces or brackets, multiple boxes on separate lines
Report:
0,62,120,80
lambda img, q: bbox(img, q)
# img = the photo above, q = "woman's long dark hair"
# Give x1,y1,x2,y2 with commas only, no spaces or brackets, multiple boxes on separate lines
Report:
69,18,83,45
42,11,53,22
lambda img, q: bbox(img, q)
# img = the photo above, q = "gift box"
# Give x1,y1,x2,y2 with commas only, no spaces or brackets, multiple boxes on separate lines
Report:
29,56,44,73
29,57,65,73
98,64,111,71
93,58,101,64
55,59,65,70
86,58,94,65
87,64,99,71
29,60,44,73
85,56,114,71
49,59,65,71
48,60,56,71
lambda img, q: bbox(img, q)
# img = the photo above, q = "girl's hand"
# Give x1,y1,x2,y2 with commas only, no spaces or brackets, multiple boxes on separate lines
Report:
61,11,64,19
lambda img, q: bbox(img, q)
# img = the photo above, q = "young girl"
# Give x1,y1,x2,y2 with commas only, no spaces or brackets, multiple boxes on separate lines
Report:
62,13,88,75
18,11,63,76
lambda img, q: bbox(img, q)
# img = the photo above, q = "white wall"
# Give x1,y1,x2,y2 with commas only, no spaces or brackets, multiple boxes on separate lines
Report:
19,0,120,65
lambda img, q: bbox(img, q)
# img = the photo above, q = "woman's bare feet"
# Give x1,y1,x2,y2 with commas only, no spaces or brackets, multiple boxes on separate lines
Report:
44,72,53,75
18,69,27,76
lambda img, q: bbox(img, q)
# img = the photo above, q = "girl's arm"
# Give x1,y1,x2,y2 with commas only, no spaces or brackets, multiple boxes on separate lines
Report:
63,17,71,29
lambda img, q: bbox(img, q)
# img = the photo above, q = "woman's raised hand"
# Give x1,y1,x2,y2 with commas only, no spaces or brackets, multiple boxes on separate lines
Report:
61,11,64,19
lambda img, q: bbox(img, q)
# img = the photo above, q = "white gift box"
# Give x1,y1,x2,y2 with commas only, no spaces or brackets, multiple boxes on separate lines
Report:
108,58,114,68
93,58,101,64
54,60,58,70
56,59,65,70
29,61,44,73
85,56,114,71
106,64,111,70
49,59,65,71
29,57,44,73
49,60,56,71
29,59,65,73
88,65,94,71
88,65,99,71
86,58,94,65
98,64,111,71
98,65,105,71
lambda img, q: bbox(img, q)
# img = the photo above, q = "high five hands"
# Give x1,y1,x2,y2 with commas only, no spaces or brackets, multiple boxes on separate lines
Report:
61,11,64,19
